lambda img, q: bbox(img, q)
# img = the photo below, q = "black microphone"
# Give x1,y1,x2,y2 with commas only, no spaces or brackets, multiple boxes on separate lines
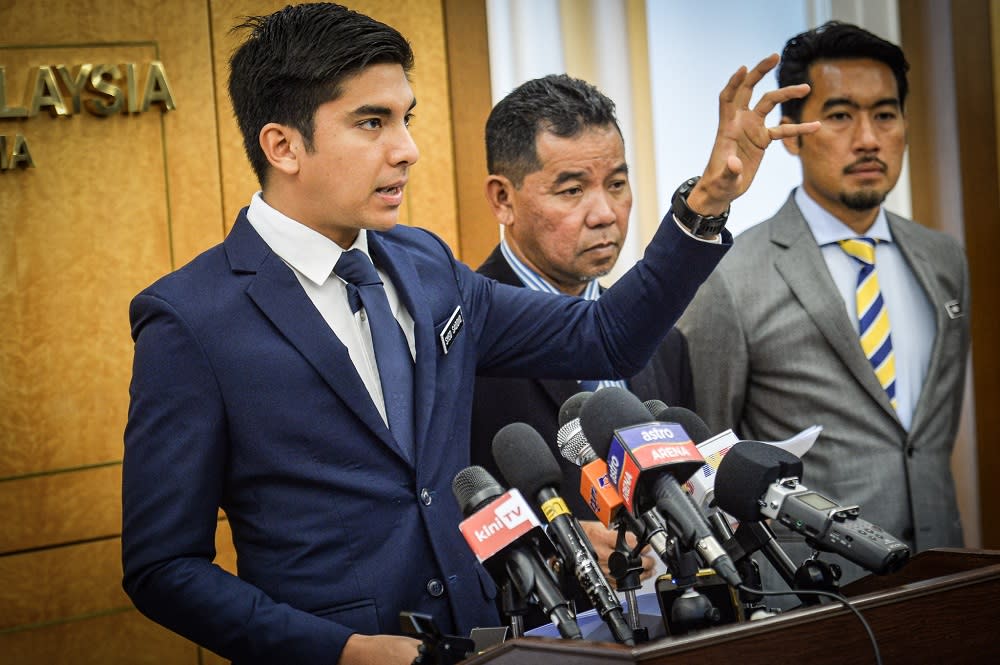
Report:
558,391,593,427
492,423,635,646
452,466,583,639
646,404,713,445
579,387,742,587
714,441,911,575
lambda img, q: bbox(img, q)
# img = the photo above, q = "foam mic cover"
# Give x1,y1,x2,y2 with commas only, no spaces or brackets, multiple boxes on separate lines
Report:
642,399,669,419
492,422,562,499
453,465,505,514
651,405,713,445
579,386,651,458
558,391,593,427
714,441,805,523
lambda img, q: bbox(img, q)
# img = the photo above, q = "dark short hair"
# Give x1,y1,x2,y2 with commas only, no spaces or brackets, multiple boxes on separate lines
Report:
778,21,909,122
485,74,621,187
228,3,414,186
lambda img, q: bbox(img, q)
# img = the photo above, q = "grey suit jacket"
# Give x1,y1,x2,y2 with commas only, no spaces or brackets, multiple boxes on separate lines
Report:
677,192,970,584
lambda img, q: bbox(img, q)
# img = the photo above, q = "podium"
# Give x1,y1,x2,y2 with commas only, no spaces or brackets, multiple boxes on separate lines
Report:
461,549,1000,664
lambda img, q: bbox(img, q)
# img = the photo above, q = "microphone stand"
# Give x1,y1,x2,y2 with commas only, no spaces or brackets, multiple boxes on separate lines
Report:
664,547,720,635
607,523,650,644
721,519,841,608
498,580,528,638
792,551,842,606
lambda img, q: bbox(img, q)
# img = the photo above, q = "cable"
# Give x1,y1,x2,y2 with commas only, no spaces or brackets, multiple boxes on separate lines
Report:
737,584,881,665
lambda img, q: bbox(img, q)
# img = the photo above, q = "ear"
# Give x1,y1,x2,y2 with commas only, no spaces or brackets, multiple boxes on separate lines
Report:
485,175,517,227
780,115,802,156
259,122,301,176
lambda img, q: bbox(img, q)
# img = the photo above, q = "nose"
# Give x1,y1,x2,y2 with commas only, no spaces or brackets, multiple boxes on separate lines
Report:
585,191,618,228
853,113,880,153
390,125,420,167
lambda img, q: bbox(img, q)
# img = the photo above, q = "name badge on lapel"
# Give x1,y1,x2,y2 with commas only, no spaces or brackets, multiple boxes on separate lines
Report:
439,306,464,355
944,299,963,319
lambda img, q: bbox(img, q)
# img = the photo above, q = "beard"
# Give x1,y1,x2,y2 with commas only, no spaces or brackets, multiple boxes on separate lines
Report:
839,188,887,211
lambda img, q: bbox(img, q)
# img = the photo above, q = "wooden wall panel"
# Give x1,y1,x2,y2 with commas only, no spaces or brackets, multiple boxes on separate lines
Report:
0,610,197,665
0,538,128,630
0,42,169,479
0,526,234,632
443,0,498,267
952,0,1000,549
1,465,120,553
0,0,222,661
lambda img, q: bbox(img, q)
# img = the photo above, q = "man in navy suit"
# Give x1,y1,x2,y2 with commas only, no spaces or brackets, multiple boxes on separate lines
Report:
470,75,693,592
121,4,817,664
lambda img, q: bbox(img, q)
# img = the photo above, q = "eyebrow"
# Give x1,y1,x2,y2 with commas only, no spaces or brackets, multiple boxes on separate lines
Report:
821,96,900,111
350,98,417,117
551,162,629,187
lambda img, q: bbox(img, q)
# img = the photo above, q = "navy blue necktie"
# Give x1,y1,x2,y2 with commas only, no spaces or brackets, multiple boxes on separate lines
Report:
334,249,415,460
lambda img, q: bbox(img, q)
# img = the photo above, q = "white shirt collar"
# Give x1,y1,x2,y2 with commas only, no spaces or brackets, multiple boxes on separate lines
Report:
245,192,371,285
795,186,892,246
499,238,601,300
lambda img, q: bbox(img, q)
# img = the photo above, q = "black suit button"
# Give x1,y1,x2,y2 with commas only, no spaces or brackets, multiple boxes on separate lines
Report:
426,578,445,597
420,488,433,505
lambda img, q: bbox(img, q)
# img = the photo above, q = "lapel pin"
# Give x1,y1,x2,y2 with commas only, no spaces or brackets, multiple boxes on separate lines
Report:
944,299,963,319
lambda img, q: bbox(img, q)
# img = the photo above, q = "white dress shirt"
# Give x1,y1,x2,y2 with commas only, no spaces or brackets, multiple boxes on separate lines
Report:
246,192,415,426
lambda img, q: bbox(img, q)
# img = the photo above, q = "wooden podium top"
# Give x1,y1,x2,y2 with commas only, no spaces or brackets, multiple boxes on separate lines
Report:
463,548,1000,664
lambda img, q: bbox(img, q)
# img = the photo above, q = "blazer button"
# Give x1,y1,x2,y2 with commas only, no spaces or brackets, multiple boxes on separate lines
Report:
426,578,445,597
420,488,433,505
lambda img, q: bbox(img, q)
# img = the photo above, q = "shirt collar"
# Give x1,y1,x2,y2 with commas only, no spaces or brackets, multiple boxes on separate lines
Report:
795,186,892,246
499,238,600,300
246,192,370,285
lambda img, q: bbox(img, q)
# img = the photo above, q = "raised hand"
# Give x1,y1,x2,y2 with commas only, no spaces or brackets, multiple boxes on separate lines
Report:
688,53,819,216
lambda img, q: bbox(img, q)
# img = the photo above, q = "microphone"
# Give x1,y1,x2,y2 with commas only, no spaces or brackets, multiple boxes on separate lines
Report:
558,391,593,427
452,466,583,639
714,441,911,575
556,409,672,563
646,404,713,444
579,387,741,587
492,423,635,646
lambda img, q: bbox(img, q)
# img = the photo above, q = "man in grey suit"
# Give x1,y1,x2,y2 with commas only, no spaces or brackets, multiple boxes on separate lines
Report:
678,21,970,595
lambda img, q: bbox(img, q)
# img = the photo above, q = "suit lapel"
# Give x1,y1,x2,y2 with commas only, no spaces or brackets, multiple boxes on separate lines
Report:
369,231,436,462
770,197,900,420
226,215,408,462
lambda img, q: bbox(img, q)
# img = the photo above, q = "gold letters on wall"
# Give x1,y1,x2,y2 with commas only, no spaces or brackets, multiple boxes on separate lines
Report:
0,56,176,169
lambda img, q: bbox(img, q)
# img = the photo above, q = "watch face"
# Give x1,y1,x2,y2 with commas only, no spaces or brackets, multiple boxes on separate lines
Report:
672,177,727,237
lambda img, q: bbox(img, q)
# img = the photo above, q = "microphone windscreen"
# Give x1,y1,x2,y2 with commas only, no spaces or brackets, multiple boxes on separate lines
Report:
558,391,593,426
492,422,562,499
452,465,505,516
714,441,805,523
642,399,669,418
651,405,713,445
578,387,651,458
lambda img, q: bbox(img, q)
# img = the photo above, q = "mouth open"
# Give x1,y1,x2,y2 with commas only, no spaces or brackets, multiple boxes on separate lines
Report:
375,183,406,206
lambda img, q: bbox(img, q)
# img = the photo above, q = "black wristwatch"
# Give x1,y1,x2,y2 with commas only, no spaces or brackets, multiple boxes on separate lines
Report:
671,176,729,238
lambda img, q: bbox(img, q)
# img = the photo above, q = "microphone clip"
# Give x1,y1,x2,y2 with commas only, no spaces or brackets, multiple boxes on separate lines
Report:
400,612,475,665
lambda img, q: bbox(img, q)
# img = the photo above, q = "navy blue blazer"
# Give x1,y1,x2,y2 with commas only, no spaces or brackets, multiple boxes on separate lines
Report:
122,208,727,664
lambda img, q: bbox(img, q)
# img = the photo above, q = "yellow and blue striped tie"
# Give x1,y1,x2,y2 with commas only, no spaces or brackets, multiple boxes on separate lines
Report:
839,238,897,410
